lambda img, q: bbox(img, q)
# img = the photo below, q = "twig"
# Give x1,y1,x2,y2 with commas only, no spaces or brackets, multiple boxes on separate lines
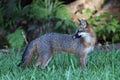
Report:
22,31,28,44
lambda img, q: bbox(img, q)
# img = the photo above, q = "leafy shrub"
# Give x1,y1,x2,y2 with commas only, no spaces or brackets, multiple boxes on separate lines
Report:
1,0,22,28
88,12,120,44
21,0,76,34
26,0,75,32
54,19,75,33
0,0,76,49
7,29,25,49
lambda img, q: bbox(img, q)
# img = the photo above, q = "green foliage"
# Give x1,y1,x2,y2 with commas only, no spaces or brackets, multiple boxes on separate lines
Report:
0,50,120,80
25,0,72,20
32,0,75,33
0,0,24,49
7,29,25,49
0,0,75,49
88,12,120,43
83,8,92,17
1,0,22,28
54,20,75,33
56,5,71,20
22,0,75,34
29,0,48,19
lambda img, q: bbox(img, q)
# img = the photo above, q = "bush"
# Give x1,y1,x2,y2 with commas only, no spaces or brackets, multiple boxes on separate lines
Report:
23,0,75,33
0,0,76,49
88,12,120,44
7,29,25,49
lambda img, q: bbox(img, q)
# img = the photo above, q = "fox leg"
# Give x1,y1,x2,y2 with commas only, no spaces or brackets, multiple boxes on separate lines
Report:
40,54,52,69
18,47,36,67
35,54,42,66
79,53,87,68
18,40,37,67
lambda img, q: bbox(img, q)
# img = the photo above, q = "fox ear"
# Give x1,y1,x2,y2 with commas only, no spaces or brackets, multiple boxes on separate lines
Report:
78,19,87,28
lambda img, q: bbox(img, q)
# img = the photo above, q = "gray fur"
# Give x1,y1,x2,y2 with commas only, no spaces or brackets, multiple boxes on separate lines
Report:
18,19,96,68
35,33,82,55
78,19,87,28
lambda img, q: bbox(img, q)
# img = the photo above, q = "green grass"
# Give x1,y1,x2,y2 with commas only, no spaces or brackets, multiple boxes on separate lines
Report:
0,49,120,80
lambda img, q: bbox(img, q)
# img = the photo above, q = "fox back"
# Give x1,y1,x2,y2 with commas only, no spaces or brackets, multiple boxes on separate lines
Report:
36,33,82,54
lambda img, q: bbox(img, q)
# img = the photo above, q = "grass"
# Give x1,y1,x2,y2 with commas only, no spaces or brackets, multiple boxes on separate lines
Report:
0,49,120,80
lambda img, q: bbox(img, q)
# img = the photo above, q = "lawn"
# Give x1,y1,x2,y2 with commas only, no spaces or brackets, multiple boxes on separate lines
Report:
0,49,120,80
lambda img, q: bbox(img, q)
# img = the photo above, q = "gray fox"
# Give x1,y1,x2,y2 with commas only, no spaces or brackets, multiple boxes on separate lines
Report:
18,19,96,68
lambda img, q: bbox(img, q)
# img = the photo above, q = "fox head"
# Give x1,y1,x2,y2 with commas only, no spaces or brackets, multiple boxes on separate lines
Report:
73,19,91,39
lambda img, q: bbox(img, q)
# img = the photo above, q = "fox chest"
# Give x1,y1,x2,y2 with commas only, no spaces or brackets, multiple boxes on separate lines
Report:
84,46,94,54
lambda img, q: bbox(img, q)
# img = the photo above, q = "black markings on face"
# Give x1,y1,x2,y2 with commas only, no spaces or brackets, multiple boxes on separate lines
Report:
73,31,83,39
72,19,87,39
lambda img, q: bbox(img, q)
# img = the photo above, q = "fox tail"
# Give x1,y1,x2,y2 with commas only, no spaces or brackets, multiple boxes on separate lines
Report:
18,40,37,67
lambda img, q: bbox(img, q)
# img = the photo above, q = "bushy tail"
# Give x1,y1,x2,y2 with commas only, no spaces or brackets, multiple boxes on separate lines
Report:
18,40,37,67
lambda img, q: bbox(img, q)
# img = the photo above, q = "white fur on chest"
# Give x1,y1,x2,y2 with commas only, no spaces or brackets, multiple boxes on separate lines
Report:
78,32,91,43
85,46,94,54
78,32,94,54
